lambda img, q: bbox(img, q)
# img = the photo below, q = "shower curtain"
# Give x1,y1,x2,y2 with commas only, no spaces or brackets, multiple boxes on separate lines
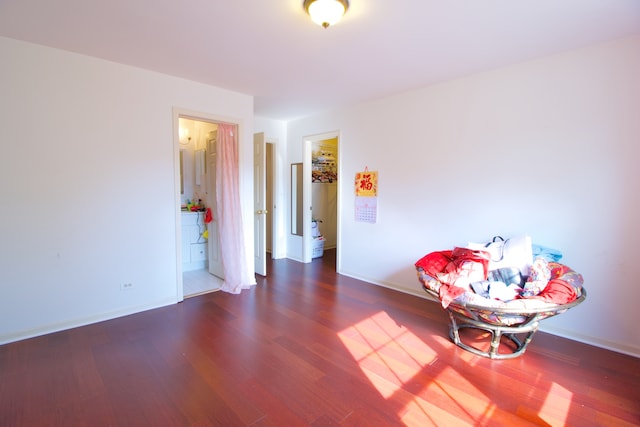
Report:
216,123,254,294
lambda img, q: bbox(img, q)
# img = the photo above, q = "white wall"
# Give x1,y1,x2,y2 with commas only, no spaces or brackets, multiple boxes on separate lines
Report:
0,37,254,343
286,35,640,357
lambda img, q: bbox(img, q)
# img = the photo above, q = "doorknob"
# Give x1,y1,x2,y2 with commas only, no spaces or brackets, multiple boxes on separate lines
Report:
256,209,269,215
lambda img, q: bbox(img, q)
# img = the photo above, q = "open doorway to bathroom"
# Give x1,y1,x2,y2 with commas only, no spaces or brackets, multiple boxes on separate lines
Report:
178,116,223,297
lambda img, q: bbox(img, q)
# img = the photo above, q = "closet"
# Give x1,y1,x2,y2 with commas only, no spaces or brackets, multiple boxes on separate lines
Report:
311,137,338,256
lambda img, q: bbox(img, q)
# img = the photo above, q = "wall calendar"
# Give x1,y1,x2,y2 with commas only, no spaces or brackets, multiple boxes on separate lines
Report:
355,169,378,223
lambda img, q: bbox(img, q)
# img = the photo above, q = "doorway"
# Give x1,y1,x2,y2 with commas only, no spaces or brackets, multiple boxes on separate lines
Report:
311,137,338,260
176,116,223,298
302,131,339,268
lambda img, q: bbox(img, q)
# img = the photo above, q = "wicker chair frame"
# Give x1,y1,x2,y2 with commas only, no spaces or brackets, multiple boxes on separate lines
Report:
423,287,587,359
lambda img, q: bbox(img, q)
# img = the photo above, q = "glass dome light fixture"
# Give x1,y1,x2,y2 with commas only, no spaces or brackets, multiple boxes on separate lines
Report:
303,0,349,28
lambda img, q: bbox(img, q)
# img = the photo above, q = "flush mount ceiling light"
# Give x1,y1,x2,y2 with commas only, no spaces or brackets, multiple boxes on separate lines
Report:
303,0,349,28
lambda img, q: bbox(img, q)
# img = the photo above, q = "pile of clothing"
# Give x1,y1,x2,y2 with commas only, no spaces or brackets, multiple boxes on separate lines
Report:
415,235,584,310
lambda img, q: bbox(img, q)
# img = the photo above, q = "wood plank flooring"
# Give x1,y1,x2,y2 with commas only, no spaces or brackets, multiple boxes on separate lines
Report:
1,249,638,426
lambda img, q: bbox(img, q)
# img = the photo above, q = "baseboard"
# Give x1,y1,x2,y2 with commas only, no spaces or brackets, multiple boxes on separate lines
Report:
0,297,177,346
540,324,640,358
338,270,425,298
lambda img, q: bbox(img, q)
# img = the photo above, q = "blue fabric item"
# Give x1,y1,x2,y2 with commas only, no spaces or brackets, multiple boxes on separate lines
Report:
532,244,563,262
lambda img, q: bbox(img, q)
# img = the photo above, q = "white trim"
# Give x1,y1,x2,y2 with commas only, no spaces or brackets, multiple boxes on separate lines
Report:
301,130,341,264
0,298,176,345
172,107,252,299
539,325,640,359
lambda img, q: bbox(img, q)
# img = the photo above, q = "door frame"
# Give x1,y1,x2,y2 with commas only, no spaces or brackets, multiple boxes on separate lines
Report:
253,132,267,276
172,107,243,301
266,141,278,259
301,130,340,267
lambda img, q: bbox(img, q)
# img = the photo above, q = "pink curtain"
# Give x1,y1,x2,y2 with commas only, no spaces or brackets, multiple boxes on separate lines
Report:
216,123,254,294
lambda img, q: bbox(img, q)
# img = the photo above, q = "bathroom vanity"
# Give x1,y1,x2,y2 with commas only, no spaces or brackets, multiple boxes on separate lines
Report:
181,211,208,271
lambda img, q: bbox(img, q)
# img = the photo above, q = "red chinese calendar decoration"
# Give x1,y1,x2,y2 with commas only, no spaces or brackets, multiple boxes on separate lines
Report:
355,169,378,223
355,170,377,197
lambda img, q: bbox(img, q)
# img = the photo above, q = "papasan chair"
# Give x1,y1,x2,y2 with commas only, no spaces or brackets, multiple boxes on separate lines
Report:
415,239,586,360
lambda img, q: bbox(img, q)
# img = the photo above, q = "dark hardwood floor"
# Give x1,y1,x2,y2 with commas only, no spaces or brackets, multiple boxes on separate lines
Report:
1,249,638,426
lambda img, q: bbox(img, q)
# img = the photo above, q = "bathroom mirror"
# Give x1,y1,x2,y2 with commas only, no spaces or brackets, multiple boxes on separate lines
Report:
291,163,303,236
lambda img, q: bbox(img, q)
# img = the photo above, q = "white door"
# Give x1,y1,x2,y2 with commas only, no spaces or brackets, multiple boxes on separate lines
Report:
206,130,224,278
253,132,267,276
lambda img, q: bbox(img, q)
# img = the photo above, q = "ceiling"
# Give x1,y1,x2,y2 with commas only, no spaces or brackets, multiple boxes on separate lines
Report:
1,0,639,121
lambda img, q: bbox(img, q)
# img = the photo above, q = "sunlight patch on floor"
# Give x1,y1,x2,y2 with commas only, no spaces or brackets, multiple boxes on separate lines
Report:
337,310,501,425
337,310,438,398
337,311,577,425
539,382,572,426
400,397,473,426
